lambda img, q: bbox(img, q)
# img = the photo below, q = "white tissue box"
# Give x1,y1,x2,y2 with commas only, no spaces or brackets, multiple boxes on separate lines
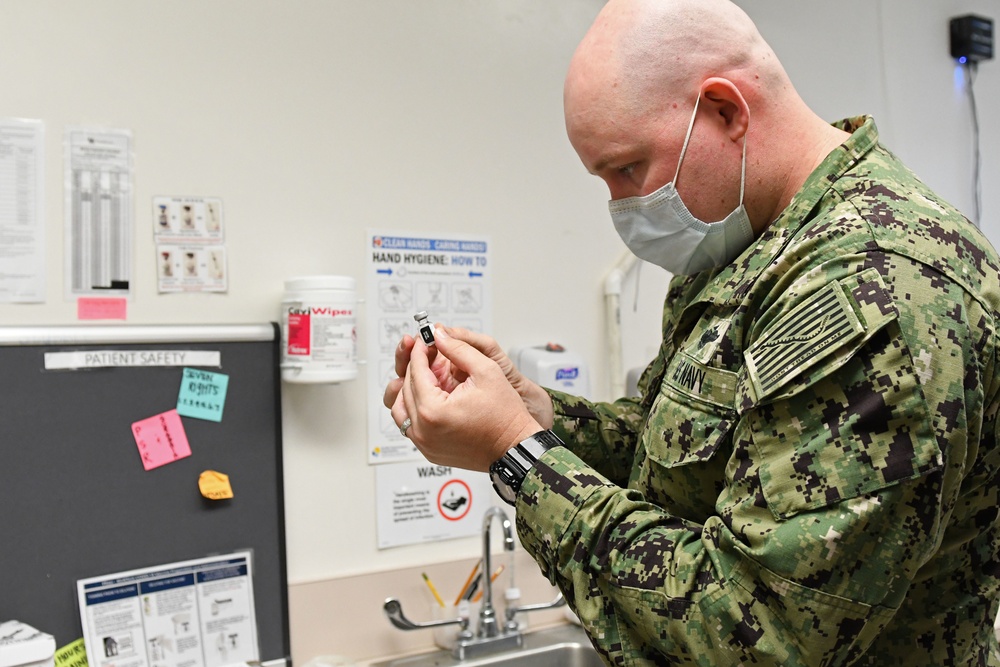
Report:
0,621,55,667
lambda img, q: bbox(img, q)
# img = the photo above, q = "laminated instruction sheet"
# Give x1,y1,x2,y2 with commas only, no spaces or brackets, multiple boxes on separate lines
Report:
77,552,258,667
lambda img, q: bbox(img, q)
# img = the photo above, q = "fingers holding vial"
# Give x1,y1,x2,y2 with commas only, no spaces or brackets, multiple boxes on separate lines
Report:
385,311,440,422
400,327,541,471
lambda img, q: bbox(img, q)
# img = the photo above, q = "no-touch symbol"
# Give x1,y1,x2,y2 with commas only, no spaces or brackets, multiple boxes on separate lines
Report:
437,479,472,521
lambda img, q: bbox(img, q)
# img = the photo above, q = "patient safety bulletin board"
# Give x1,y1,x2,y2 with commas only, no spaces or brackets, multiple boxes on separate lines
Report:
0,324,289,665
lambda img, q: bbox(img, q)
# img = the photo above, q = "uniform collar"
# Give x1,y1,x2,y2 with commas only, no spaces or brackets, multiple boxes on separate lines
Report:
691,116,880,305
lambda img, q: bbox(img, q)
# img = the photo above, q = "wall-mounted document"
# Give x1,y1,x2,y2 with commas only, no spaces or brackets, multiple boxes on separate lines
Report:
65,127,133,299
77,552,259,667
0,118,45,303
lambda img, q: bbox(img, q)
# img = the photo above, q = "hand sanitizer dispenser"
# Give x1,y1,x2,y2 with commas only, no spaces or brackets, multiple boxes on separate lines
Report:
511,343,590,398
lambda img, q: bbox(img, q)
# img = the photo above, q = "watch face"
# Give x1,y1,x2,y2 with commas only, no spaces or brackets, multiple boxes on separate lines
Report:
490,464,519,505
491,477,517,505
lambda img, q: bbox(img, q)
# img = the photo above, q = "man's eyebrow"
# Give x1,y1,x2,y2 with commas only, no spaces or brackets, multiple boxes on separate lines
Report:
589,153,625,175
588,158,609,175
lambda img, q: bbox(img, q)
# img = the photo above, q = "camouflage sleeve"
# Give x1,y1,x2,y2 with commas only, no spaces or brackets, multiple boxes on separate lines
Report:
544,389,646,489
542,274,692,488
515,251,983,665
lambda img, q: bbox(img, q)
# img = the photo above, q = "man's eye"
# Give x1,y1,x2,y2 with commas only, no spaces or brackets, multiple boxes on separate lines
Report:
618,163,636,176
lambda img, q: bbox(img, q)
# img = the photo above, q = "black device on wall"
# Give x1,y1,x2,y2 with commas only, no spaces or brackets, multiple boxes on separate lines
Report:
0,324,290,667
950,14,994,63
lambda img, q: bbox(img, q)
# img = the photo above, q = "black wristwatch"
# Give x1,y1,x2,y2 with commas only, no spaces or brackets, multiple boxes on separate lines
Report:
489,430,563,505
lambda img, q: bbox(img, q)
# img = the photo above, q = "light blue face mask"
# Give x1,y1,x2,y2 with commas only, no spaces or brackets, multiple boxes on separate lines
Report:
608,94,753,275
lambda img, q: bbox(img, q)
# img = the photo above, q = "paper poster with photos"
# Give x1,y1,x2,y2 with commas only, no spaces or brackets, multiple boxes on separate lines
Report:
152,196,227,293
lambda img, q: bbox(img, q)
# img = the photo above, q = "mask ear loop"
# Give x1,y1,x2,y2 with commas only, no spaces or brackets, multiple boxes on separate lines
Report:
672,93,701,188
675,92,750,207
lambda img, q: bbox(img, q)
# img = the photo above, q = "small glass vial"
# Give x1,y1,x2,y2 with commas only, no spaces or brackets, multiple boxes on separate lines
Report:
414,311,435,346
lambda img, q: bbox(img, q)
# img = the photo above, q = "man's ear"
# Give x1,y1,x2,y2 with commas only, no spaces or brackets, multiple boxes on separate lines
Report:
699,77,750,142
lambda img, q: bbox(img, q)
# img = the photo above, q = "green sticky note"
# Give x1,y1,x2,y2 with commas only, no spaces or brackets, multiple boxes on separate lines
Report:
177,367,229,422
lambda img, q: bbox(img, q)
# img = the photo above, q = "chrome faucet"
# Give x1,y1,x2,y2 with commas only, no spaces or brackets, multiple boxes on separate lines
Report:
382,506,567,660
477,506,515,639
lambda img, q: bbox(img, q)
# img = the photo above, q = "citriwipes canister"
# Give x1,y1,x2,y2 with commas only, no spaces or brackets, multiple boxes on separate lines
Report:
280,276,358,383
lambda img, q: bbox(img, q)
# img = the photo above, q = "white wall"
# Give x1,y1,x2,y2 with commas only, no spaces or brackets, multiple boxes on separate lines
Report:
0,1,996,587
743,0,1000,241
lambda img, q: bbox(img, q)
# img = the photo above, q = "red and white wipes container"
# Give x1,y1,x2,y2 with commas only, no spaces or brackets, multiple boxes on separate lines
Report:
281,276,358,383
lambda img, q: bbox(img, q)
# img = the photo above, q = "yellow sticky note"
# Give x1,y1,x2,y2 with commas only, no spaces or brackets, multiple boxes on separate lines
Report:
55,639,88,667
199,470,234,500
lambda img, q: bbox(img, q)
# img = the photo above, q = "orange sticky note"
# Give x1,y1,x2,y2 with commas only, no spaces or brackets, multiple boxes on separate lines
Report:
78,297,127,320
199,470,234,500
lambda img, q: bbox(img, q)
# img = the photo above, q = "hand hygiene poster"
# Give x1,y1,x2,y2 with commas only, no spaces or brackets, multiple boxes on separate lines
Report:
365,230,493,464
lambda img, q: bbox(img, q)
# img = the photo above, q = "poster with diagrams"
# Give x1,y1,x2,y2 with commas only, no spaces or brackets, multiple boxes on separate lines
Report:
77,552,259,667
366,230,492,464
153,196,227,293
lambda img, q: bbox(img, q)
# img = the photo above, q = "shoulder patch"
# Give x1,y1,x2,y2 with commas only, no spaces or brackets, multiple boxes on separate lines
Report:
745,281,865,401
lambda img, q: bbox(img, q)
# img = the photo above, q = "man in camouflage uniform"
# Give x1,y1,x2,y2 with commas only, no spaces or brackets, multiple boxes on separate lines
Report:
385,0,1000,664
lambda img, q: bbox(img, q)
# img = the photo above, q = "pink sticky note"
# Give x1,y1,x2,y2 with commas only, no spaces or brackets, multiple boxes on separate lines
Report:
78,297,127,320
131,409,192,471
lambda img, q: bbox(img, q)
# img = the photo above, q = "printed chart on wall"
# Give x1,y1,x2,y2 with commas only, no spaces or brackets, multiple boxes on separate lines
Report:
64,127,133,299
0,118,45,303
366,230,492,464
77,552,259,667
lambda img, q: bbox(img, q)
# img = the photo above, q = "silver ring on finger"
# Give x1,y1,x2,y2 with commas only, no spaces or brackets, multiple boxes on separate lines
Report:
400,417,412,437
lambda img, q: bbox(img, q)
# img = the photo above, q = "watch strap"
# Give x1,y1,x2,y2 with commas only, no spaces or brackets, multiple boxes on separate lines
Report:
490,430,564,505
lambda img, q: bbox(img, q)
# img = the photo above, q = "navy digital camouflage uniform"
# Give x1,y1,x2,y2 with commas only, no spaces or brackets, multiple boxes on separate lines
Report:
515,117,1000,665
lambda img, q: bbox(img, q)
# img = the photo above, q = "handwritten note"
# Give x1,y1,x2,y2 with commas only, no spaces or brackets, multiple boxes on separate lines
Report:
176,368,229,422
54,638,88,667
131,409,192,471
77,297,127,320
198,470,234,500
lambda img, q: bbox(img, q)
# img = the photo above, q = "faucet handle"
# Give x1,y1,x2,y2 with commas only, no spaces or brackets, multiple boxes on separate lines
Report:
383,598,470,632
504,592,566,623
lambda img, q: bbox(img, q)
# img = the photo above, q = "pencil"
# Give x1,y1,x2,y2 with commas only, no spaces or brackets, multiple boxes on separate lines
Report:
454,559,482,605
422,572,445,608
470,565,505,603
464,572,481,601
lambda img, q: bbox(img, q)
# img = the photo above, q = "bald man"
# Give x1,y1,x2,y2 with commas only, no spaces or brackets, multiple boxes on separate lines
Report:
386,0,1000,663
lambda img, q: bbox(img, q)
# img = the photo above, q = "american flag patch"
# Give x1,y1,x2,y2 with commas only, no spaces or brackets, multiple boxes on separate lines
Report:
745,282,865,400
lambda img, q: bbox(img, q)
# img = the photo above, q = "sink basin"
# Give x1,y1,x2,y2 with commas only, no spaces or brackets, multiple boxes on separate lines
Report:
372,624,603,667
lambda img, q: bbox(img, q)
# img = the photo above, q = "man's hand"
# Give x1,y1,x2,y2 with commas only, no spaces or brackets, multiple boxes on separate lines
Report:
382,326,554,428
390,327,542,471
